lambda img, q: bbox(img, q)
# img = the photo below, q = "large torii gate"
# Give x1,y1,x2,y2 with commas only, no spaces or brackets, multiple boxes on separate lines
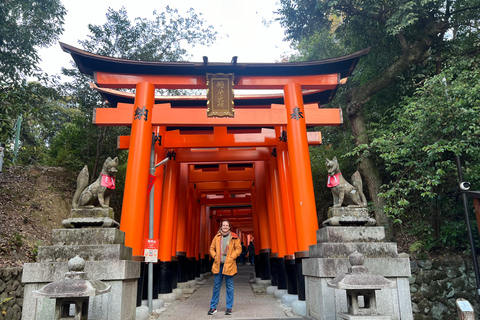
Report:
61,42,368,302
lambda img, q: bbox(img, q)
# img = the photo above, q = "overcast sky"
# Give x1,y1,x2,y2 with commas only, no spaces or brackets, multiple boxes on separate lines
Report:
38,0,293,77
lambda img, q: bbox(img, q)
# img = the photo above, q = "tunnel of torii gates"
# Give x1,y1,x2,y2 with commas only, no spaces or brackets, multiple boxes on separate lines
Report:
61,43,369,301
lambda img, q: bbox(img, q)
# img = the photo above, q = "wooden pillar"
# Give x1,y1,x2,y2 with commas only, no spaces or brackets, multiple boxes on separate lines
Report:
141,126,166,250
199,204,206,258
270,153,287,258
205,206,212,258
284,83,318,253
153,126,167,241
175,163,189,255
276,126,298,256
159,156,179,262
251,187,261,254
255,161,272,280
120,82,154,256
186,187,195,258
254,161,271,250
170,190,179,258
264,161,278,255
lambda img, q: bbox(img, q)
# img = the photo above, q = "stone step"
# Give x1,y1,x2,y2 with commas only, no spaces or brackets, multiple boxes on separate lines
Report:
303,257,411,278
309,242,398,259
22,260,140,283
316,226,385,243
51,228,125,246
37,244,132,262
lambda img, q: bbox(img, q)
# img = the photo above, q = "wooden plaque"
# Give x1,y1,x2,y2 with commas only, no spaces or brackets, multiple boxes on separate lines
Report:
206,73,234,117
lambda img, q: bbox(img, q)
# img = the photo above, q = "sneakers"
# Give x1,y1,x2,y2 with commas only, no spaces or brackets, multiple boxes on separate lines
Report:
207,308,217,315
208,307,231,315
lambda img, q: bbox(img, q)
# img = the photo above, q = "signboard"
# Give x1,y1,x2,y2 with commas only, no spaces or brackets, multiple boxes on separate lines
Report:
206,73,235,117
143,239,159,263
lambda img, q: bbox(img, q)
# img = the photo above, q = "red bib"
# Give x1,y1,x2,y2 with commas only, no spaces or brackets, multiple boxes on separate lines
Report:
101,174,116,189
327,173,341,188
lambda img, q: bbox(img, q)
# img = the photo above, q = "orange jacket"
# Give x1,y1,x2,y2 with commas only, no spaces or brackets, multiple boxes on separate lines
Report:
209,232,242,276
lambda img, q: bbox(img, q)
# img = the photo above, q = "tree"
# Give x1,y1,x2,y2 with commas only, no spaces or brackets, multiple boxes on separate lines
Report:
79,6,217,62
371,56,480,251
52,6,217,183
278,0,480,236
0,0,66,84
0,0,66,158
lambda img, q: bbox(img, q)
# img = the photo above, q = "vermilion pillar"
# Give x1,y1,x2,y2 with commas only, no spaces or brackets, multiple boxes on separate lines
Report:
250,186,261,254
120,82,155,256
270,154,287,257
276,126,298,256
141,126,166,252
175,163,189,255
254,162,271,250
159,157,179,261
255,161,272,280
284,83,318,253
170,191,179,258
264,162,278,255
153,126,167,242
186,188,195,258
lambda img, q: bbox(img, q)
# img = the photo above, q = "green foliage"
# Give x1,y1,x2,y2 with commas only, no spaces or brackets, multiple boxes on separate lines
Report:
0,80,78,164
369,57,480,249
0,0,66,84
0,1,65,164
278,0,480,246
80,6,217,62
51,6,217,176
9,233,24,248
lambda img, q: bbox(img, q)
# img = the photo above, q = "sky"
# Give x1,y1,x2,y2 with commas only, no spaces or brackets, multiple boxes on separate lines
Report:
38,0,294,78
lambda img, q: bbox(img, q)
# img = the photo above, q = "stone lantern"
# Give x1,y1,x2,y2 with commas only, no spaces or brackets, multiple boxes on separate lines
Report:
33,256,111,320
328,251,396,320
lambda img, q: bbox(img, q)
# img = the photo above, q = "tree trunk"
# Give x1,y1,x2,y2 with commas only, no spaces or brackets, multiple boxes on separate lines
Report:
346,97,392,236
91,126,106,182
343,34,438,239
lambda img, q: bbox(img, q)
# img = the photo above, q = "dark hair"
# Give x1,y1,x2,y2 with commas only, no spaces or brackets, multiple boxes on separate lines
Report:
221,220,231,228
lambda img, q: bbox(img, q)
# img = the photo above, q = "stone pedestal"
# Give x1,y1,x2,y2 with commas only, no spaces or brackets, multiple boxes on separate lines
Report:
22,228,140,320
303,226,413,320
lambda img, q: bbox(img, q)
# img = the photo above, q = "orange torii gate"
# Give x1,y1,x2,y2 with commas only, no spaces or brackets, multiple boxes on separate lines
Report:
61,42,368,302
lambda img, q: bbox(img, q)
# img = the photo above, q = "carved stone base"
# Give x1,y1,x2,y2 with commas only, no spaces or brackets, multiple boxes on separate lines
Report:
338,313,391,320
63,207,119,228
62,217,119,229
323,207,376,226
70,207,114,219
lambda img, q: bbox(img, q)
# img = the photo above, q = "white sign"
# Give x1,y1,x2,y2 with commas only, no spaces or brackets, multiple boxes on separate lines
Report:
144,249,158,263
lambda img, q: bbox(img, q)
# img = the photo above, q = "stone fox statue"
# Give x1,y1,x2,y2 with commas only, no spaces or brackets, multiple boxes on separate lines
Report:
72,157,118,209
325,157,367,208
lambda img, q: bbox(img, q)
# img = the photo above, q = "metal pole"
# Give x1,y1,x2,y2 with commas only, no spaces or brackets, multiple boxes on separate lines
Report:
148,133,155,313
455,155,480,298
148,131,170,313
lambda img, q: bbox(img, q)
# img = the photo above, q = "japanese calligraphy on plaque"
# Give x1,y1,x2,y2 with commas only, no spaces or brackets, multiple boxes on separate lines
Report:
206,73,235,117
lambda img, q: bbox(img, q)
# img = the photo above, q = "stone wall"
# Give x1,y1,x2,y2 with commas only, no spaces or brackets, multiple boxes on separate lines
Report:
1,258,480,320
410,258,479,319
0,268,23,320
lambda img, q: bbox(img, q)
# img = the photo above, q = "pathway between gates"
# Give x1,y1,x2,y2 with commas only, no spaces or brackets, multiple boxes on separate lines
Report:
156,264,303,320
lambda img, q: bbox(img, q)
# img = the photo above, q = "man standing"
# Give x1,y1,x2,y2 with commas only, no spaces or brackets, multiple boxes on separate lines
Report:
208,220,242,316
240,242,247,266
247,241,255,266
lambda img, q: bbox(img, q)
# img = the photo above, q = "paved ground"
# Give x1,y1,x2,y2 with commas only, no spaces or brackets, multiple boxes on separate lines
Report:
155,264,303,320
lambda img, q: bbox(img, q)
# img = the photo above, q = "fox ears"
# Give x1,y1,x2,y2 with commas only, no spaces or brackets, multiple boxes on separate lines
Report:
325,156,338,163
105,157,119,164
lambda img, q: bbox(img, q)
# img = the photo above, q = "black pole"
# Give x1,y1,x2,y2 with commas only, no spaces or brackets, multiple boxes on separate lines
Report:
455,155,480,298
